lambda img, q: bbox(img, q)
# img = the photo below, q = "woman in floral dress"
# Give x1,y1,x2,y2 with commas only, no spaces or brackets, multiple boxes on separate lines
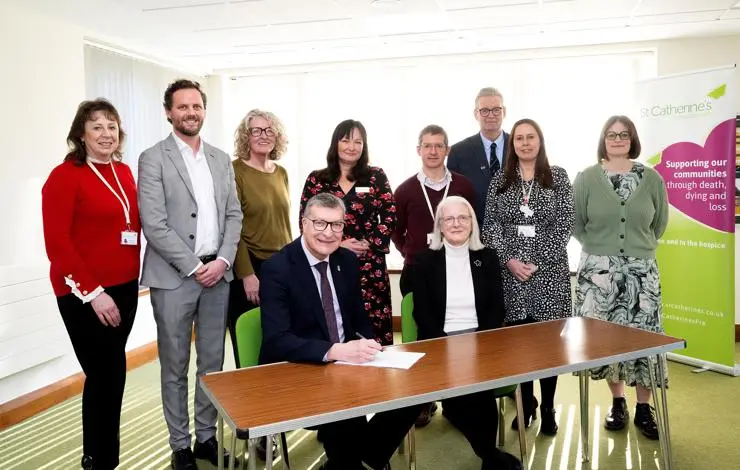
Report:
573,115,669,440
300,119,396,345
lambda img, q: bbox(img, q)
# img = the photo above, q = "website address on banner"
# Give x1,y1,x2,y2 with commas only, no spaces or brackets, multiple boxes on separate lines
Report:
662,314,706,326
664,303,725,318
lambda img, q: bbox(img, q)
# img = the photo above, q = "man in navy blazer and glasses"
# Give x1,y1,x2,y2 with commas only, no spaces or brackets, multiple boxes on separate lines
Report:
447,87,509,225
259,193,420,470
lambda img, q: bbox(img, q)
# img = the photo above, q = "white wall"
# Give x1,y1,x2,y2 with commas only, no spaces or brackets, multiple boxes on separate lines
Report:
0,4,157,405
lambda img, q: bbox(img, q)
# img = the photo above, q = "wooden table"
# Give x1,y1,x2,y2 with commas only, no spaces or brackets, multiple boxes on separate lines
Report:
201,317,685,470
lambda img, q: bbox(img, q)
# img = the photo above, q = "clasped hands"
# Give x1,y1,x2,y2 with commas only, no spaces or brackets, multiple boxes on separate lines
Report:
506,258,539,282
195,259,227,288
341,237,370,256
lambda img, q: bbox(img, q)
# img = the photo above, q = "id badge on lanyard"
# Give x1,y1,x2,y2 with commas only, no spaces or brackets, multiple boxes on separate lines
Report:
420,178,450,245
87,161,138,246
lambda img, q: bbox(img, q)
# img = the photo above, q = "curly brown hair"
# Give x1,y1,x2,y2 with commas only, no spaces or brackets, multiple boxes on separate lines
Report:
233,109,288,161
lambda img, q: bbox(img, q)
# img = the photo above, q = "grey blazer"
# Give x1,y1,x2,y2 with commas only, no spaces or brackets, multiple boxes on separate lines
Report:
137,134,242,289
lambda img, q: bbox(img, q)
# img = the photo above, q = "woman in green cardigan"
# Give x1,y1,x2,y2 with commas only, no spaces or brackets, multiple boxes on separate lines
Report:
573,115,669,440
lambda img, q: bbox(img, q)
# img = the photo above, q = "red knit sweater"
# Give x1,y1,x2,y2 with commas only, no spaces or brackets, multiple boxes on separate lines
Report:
392,171,476,265
42,159,141,297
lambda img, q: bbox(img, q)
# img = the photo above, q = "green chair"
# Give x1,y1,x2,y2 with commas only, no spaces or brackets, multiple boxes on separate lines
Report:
235,307,290,470
400,293,528,467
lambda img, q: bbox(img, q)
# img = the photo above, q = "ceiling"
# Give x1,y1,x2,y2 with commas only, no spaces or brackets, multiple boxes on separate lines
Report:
14,0,740,73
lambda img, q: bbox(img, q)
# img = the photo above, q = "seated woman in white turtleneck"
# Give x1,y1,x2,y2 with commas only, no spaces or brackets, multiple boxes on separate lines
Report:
412,196,520,470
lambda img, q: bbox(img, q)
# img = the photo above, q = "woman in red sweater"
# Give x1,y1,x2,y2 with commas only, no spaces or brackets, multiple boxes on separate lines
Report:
42,99,141,470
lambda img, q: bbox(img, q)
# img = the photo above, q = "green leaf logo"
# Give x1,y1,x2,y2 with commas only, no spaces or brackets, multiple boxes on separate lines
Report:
646,152,662,166
707,84,726,99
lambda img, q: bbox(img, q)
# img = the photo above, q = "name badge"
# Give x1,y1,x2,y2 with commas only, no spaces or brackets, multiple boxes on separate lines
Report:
121,231,138,246
517,225,536,238
426,232,434,246
355,186,370,194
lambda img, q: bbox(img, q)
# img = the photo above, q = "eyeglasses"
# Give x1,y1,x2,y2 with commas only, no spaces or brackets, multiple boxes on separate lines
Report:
441,215,472,226
420,143,447,151
477,107,504,117
605,131,630,141
304,217,345,233
248,127,276,137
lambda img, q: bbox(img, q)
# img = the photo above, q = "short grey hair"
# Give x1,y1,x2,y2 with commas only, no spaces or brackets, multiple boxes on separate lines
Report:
429,196,484,251
302,193,346,219
475,87,504,108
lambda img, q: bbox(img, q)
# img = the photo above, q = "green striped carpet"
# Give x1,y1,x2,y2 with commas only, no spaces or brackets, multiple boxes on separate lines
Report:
2,343,738,469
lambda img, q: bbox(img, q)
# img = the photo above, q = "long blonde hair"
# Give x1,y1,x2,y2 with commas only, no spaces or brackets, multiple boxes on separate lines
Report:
429,196,484,251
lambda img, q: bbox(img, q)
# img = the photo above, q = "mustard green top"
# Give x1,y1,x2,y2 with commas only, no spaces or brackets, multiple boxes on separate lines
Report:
232,159,292,278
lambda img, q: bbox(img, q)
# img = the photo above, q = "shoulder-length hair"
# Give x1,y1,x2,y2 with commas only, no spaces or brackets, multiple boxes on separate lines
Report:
429,196,485,251
233,109,288,161
65,98,126,165
498,118,553,193
597,115,641,162
316,119,371,183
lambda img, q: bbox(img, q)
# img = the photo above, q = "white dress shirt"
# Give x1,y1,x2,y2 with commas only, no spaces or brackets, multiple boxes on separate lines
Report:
416,167,453,191
300,236,345,342
172,133,219,257
480,131,505,169
443,240,478,333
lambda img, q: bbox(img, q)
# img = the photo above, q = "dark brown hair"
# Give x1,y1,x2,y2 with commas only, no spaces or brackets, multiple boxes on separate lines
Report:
65,98,126,165
316,119,371,183
498,118,553,193
597,115,641,162
163,79,207,124
417,124,448,147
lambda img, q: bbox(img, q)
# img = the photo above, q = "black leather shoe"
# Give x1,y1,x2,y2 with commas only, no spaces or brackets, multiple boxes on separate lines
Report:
81,455,96,470
193,437,239,467
414,402,437,427
605,397,629,431
484,450,522,470
540,406,559,435
634,403,659,440
170,448,197,470
255,436,278,460
511,396,538,430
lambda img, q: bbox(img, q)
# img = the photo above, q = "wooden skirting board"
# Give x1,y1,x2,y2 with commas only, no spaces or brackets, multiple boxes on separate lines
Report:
0,340,158,431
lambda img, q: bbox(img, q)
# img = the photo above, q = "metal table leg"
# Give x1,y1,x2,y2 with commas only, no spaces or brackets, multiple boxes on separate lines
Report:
648,355,673,470
217,414,224,470
514,385,527,464
229,431,237,470
247,439,257,470
408,424,416,470
266,435,274,470
579,371,590,463
280,433,291,470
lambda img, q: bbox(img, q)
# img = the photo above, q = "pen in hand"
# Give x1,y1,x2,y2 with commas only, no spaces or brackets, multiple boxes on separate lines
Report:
356,332,384,351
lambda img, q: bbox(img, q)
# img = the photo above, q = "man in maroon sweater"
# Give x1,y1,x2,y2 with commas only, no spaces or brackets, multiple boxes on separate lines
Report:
393,124,477,297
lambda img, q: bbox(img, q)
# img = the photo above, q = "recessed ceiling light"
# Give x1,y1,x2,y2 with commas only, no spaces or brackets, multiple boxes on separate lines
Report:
371,0,402,5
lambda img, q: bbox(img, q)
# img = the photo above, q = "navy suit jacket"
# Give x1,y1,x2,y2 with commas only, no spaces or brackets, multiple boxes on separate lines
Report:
259,238,374,365
447,132,509,224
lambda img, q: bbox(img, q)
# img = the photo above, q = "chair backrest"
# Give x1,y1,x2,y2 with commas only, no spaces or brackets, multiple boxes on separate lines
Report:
400,293,417,343
235,307,262,368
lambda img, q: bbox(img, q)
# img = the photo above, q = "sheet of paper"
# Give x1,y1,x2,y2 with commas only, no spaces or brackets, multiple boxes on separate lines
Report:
335,350,425,370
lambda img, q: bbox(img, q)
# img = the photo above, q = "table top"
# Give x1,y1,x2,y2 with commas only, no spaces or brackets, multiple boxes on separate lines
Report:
201,317,685,439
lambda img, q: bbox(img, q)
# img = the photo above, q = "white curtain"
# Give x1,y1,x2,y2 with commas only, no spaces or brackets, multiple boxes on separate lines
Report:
226,51,656,270
84,45,206,180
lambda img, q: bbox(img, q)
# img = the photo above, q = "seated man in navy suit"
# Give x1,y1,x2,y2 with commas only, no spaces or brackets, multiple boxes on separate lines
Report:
259,192,420,470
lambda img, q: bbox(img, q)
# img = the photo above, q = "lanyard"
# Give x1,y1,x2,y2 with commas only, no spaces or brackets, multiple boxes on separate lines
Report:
521,175,535,206
419,176,451,221
87,160,132,228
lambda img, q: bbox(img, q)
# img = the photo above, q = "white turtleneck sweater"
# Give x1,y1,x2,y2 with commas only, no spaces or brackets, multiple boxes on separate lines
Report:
443,240,478,333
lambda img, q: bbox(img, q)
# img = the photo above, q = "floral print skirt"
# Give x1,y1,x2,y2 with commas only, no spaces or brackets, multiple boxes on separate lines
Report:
573,252,668,388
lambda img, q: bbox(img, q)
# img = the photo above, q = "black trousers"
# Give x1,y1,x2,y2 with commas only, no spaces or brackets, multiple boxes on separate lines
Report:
58,280,139,469
320,404,422,469
442,390,507,469
227,251,266,368
399,263,413,297
507,316,558,410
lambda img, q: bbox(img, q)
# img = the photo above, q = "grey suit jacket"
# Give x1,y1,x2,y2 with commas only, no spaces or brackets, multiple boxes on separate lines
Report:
138,134,243,289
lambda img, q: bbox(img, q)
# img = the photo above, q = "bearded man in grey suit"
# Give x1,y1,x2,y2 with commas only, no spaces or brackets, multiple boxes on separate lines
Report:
138,79,242,470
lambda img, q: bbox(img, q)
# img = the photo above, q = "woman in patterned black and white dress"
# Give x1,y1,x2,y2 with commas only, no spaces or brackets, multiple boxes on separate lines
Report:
481,118,574,436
